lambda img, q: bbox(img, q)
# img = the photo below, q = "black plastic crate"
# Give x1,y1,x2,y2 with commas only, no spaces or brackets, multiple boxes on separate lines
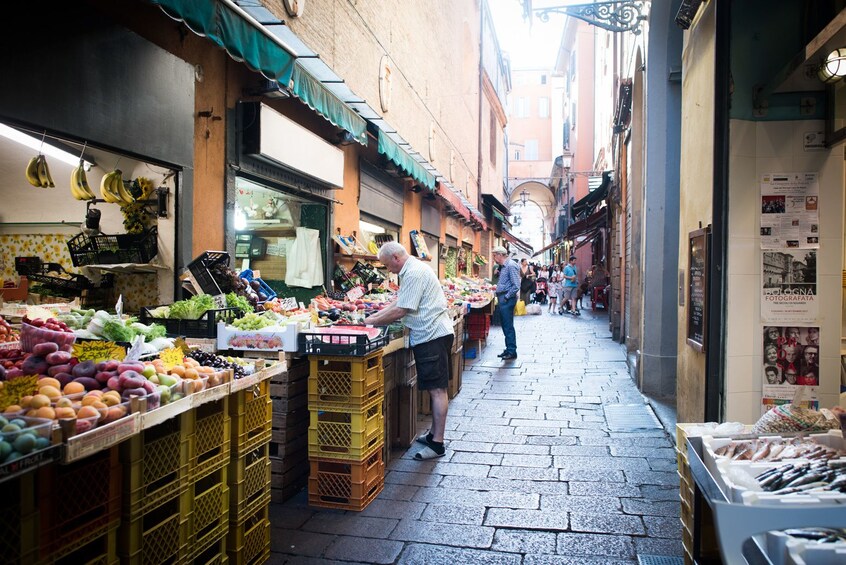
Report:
14,257,42,275
139,305,243,338
298,326,389,356
66,227,158,267
187,251,230,295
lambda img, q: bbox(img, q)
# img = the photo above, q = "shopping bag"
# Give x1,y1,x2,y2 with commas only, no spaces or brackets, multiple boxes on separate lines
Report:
525,303,542,315
514,300,526,316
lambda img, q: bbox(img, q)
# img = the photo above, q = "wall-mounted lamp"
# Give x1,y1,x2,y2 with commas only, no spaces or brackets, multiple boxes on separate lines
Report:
249,79,291,99
410,184,423,193
818,48,846,83
520,189,529,204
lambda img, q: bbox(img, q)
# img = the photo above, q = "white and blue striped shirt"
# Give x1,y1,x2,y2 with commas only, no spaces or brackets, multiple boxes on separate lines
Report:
397,257,454,347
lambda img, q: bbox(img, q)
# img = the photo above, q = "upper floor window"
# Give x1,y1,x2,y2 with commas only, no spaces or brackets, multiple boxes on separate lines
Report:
540,74,547,85
538,97,549,118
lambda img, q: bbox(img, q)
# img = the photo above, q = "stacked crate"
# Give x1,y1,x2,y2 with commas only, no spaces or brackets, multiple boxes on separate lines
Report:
228,370,273,565
307,350,385,510
269,357,310,502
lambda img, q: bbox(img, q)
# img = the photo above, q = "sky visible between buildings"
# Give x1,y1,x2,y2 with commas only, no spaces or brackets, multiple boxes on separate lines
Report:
489,0,566,70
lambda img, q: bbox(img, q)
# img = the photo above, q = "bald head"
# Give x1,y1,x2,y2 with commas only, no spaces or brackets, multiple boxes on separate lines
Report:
378,241,409,274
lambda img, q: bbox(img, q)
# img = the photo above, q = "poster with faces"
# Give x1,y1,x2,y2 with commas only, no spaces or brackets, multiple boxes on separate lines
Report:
761,325,819,414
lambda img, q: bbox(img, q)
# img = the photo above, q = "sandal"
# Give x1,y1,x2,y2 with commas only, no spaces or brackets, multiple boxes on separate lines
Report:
415,430,431,445
414,445,445,460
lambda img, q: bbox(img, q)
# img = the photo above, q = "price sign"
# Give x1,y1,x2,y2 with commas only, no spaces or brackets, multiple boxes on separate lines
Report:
173,337,191,355
72,341,126,363
0,375,39,410
346,285,365,302
159,348,184,371
277,297,298,311
213,294,227,309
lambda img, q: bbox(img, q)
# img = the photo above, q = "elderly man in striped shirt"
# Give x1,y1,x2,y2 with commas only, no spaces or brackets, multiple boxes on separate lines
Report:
365,241,454,460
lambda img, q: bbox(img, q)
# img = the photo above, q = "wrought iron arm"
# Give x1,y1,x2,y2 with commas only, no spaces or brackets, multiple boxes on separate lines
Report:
534,2,647,34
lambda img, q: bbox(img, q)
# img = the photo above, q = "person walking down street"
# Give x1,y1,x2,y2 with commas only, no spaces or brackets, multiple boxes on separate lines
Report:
493,246,520,360
364,242,454,460
561,255,581,315
547,264,562,314
519,258,535,303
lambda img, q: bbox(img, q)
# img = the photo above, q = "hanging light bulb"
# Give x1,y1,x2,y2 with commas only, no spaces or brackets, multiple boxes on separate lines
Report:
819,48,846,83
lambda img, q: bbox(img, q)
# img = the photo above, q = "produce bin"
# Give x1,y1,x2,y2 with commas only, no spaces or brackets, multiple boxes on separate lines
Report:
67,226,158,267
119,489,188,565
238,269,276,301
230,376,272,458
298,326,389,356
187,251,230,296
227,504,270,565
308,350,384,410
140,306,244,338
228,442,271,524
188,397,231,481
308,448,385,510
185,468,229,563
0,472,39,565
308,397,384,461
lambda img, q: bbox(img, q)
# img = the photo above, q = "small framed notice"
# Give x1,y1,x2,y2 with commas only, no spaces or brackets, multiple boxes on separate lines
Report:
687,227,710,353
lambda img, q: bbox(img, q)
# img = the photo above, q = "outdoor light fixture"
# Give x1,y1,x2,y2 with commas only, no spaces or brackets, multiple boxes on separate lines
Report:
520,189,529,204
0,124,95,170
410,184,422,193
818,48,846,83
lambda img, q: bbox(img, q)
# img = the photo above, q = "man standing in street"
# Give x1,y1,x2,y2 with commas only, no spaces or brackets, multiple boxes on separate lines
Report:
364,242,454,460
492,246,520,360
561,255,581,315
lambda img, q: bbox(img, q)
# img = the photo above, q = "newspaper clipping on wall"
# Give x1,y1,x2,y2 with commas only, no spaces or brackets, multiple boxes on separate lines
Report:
761,249,817,322
760,172,819,249
761,325,820,414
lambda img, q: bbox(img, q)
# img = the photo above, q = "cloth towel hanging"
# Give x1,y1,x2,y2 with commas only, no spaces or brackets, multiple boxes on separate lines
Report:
285,227,323,287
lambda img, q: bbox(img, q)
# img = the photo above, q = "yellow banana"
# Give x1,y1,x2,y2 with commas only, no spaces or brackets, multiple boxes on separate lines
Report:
25,156,41,187
70,167,85,200
37,155,55,188
113,170,134,204
100,171,120,203
76,163,96,199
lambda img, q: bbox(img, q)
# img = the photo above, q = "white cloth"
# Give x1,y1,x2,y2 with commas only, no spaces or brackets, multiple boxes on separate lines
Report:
285,227,324,287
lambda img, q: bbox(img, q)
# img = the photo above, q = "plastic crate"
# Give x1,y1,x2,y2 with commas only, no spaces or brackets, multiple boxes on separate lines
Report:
227,505,270,565
308,351,385,409
238,269,276,301
67,226,158,267
187,251,231,296
308,447,385,510
0,472,39,565
121,415,190,518
186,468,230,562
229,378,272,458
307,399,384,461
119,489,188,565
189,398,231,481
298,326,389,356
191,535,228,565
38,447,121,562
228,443,271,524
52,525,117,565
140,306,244,338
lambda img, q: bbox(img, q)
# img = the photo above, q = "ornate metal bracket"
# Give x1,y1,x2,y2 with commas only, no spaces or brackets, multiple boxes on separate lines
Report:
535,2,647,35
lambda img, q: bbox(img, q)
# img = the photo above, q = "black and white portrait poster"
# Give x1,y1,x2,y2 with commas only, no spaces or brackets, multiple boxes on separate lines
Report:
760,172,819,249
761,249,817,322
761,325,820,413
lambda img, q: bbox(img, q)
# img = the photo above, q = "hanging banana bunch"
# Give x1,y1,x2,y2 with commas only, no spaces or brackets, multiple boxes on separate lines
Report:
99,169,135,204
25,154,55,188
70,160,96,200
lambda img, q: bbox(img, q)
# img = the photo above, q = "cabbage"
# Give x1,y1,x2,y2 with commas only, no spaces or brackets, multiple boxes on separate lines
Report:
168,294,216,320
102,319,137,343
130,322,167,342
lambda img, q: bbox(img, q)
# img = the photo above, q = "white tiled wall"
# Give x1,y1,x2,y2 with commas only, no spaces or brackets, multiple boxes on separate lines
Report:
725,119,844,423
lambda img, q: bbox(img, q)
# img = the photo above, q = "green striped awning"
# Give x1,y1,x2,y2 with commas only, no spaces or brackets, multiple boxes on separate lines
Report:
291,63,368,146
377,131,436,191
492,209,506,222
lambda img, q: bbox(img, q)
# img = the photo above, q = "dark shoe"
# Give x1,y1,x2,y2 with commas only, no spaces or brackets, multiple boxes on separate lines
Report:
500,353,517,360
497,351,508,358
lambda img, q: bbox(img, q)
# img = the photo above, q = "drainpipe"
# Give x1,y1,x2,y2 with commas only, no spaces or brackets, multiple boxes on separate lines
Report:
477,2,485,218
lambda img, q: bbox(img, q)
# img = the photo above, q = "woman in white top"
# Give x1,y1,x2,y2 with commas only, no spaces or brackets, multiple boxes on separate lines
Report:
538,265,550,280
547,265,562,313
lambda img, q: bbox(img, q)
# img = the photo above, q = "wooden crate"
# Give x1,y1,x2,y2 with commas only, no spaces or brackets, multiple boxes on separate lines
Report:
419,390,431,416
269,453,309,504
382,350,398,394
383,389,394,463
271,393,307,414
448,346,463,399
396,385,418,448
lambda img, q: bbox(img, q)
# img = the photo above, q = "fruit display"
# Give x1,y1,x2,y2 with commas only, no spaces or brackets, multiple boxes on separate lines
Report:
70,159,96,200
0,316,19,343
99,169,135,204
20,317,75,353
25,154,55,188
0,415,52,464
312,294,391,323
441,277,495,307
187,350,251,379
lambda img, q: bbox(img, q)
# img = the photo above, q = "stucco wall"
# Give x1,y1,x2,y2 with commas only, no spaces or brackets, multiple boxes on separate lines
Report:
677,1,717,423
725,119,844,422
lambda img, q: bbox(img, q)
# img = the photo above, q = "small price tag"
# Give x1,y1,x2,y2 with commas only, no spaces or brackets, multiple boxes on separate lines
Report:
277,297,298,311
0,375,39,410
72,341,126,363
159,348,184,371
213,294,227,309
346,286,365,301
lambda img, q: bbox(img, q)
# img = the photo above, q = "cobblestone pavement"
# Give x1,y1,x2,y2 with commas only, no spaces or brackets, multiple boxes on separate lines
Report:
269,307,682,564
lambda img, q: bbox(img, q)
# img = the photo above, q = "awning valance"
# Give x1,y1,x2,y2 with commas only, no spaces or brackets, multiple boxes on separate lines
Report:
492,209,505,222
378,131,436,191
150,0,296,84
502,230,533,255
571,171,611,221
437,182,471,222
291,62,368,145
567,206,608,240
532,238,563,258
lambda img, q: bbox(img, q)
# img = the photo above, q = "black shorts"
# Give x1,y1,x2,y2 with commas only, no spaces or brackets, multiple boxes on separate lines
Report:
412,334,454,391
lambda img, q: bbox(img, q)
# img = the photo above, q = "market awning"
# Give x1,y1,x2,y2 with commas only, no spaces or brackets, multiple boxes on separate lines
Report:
502,229,533,255
290,62,368,145
567,206,608,240
532,237,563,258
378,131,437,191
571,171,611,221
437,182,471,222
150,0,296,84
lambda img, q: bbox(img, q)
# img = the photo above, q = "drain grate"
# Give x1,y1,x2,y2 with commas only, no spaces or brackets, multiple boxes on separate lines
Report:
637,556,683,565
604,404,661,431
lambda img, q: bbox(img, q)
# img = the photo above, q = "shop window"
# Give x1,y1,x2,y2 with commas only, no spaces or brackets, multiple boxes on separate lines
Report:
359,216,400,254
233,176,327,301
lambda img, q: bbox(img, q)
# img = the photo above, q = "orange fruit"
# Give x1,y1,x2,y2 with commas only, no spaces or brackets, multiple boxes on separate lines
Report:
101,391,121,407
76,405,100,420
3,404,22,414
63,382,85,395
169,366,185,377
55,397,73,408
30,394,52,409
19,395,33,408
86,389,104,397
184,368,200,380
197,366,214,375
55,406,76,419
81,395,102,407
38,377,61,390
39,385,61,401
35,406,56,420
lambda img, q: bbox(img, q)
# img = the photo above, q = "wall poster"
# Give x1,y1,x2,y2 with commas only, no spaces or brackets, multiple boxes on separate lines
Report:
686,227,709,353
761,325,820,413
761,249,817,322
760,172,819,249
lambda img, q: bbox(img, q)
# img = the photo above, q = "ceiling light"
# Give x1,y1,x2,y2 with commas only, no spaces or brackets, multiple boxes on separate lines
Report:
0,124,95,170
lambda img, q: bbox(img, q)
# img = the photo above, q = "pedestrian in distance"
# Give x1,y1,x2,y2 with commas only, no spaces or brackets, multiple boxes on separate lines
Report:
364,241,454,460
547,264,562,314
492,246,520,360
561,255,581,315
519,258,535,303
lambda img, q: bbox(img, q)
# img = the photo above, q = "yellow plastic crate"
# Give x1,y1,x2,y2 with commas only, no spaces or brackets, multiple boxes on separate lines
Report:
228,443,271,524
227,505,270,565
52,525,117,565
230,379,272,458
308,447,385,511
307,400,384,461
119,489,189,565
190,532,227,565
121,416,190,518
308,356,384,410
186,467,229,562
189,398,231,481
0,472,39,565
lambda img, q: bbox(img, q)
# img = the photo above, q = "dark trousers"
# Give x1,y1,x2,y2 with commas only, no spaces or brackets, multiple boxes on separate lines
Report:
497,296,517,355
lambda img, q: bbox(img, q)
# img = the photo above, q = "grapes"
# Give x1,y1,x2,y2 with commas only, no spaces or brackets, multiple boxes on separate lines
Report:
187,350,247,379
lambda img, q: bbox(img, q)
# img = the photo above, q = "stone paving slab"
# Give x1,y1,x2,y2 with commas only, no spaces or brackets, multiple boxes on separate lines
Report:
269,310,682,563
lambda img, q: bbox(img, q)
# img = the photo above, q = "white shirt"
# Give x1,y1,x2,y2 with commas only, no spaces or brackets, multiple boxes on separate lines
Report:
397,257,454,347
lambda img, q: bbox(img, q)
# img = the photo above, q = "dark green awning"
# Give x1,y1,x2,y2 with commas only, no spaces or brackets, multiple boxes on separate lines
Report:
492,209,506,222
377,131,436,191
291,63,367,146
571,171,611,221
150,0,296,85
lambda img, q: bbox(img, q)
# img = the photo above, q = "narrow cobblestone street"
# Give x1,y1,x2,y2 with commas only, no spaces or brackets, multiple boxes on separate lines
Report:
269,308,683,564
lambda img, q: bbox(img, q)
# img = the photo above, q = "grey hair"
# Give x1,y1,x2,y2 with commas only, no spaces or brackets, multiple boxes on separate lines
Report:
377,241,408,261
